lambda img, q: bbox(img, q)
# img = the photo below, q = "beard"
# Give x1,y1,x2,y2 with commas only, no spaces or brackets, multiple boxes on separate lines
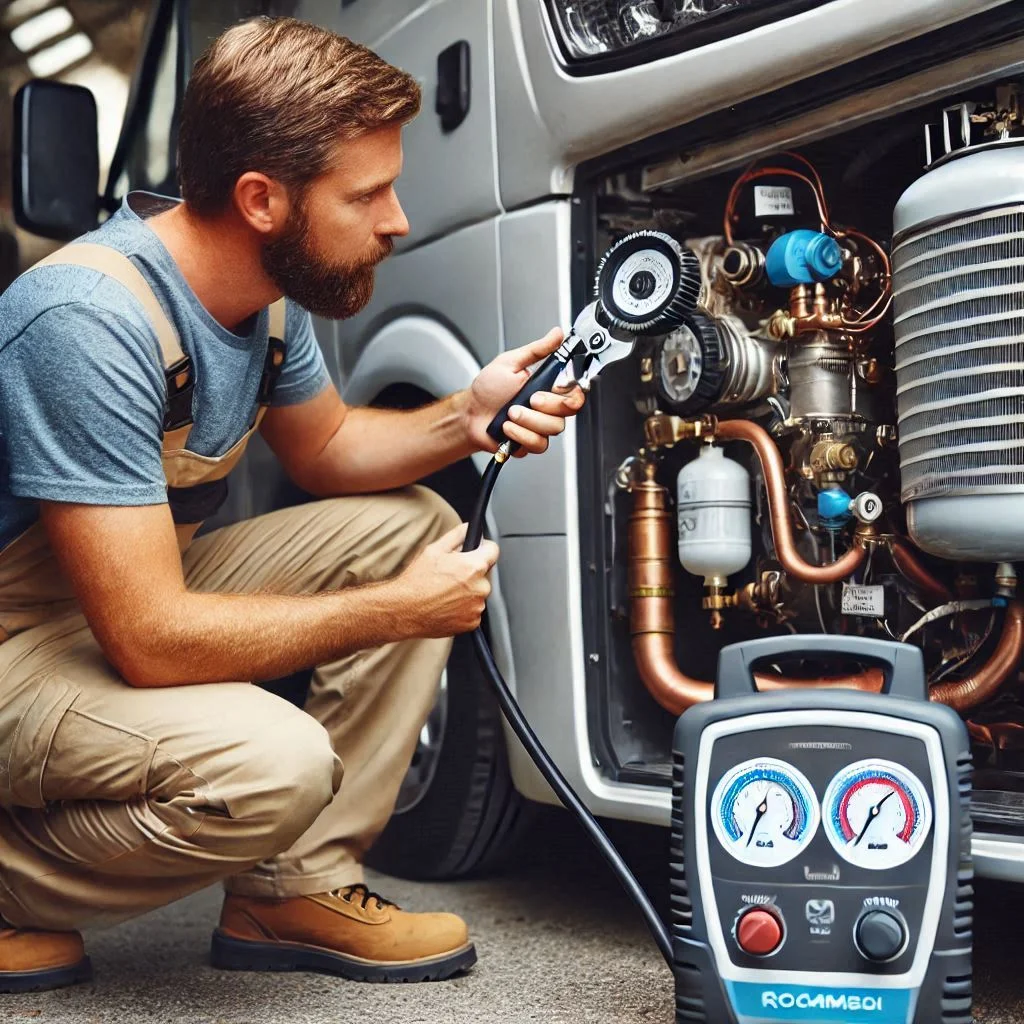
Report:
261,203,393,320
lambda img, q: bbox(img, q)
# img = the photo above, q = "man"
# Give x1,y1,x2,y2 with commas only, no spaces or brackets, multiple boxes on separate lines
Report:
0,17,583,991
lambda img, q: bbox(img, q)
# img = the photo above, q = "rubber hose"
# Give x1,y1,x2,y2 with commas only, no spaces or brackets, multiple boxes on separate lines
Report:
463,454,674,969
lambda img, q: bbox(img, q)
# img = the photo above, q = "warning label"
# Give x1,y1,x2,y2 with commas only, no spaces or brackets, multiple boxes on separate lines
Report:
754,185,795,217
841,584,885,618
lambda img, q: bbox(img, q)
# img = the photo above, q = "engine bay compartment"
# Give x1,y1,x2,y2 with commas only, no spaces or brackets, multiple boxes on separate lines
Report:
581,80,1024,831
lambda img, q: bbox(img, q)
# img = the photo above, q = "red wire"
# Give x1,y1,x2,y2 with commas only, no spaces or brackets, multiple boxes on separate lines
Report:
723,166,830,243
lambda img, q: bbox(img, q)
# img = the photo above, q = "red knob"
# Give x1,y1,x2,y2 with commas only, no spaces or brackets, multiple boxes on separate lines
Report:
736,908,783,956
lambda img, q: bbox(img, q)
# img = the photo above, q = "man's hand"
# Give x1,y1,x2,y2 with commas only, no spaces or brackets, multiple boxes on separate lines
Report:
463,327,586,456
391,523,499,637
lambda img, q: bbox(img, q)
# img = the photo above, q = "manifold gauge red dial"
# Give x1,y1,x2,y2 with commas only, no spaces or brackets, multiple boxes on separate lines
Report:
822,759,932,870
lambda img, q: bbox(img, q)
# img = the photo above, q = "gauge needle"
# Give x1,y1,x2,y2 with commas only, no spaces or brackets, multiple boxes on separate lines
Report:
854,790,895,846
746,796,770,847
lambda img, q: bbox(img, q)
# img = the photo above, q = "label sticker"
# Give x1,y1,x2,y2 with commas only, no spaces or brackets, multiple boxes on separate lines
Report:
806,898,834,936
754,185,794,217
841,584,885,618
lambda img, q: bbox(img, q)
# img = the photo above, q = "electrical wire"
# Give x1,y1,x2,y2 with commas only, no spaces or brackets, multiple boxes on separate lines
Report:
899,600,995,644
723,165,830,243
836,228,893,330
929,612,998,684
464,447,674,969
720,152,892,330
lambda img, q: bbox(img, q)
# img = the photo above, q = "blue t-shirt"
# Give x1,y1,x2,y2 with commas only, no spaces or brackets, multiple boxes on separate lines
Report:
0,191,330,550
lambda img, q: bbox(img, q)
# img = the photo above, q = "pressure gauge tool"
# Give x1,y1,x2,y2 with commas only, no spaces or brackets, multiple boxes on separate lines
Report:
712,757,819,868
595,231,701,333
823,759,932,870
486,231,701,443
673,636,972,1024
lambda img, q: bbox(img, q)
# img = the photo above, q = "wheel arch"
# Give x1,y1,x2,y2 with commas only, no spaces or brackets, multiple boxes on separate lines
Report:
344,313,520,703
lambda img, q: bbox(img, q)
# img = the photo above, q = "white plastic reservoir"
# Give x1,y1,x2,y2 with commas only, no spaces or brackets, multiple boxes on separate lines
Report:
676,445,752,582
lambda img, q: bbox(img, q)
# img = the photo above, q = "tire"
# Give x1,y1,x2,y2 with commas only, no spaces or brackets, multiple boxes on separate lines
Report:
365,624,535,880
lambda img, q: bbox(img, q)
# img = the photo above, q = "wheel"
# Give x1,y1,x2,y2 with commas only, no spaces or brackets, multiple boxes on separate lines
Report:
365,621,534,880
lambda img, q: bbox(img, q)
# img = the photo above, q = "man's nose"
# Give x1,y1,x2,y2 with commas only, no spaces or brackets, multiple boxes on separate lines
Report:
380,189,410,239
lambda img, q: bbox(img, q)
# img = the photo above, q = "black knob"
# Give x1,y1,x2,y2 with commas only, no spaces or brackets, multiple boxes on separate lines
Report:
855,910,907,962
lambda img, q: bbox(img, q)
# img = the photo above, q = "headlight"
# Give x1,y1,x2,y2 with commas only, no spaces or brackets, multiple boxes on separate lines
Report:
546,0,776,61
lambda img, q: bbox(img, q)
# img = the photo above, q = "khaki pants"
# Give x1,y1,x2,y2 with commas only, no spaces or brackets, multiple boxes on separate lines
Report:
0,487,457,931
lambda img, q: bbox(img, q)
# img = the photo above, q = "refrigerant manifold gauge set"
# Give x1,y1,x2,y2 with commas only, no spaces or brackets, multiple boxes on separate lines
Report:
672,636,971,1024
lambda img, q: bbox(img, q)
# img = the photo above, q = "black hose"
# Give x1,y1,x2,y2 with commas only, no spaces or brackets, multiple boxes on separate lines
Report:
463,451,674,969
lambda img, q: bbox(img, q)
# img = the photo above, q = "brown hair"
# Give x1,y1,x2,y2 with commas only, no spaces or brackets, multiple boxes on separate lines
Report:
177,17,421,216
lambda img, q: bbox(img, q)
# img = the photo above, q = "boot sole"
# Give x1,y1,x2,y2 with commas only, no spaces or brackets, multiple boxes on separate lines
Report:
209,930,476,983
0,956,92,994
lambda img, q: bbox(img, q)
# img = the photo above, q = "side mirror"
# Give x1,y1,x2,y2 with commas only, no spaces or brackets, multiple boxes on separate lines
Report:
13,80,100,241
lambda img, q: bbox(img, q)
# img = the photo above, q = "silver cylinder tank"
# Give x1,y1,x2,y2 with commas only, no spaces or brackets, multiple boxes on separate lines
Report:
893,144,1024,561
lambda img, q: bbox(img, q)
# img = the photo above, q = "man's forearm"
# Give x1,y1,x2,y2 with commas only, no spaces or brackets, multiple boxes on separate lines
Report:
120,580,416,687
302,392,476,495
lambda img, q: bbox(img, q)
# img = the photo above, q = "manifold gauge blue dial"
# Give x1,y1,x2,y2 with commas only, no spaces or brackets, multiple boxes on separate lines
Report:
822,759,932,870
711,758,820,867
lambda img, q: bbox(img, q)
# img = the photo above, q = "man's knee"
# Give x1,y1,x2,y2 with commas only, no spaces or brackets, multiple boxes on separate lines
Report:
175,709,340,860
253,715,341,848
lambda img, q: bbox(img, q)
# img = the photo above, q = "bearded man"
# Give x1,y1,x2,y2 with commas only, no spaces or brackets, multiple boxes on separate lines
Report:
0,16,582,991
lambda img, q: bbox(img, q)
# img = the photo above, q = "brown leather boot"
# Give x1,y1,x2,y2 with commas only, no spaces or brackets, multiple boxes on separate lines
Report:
210,884,475,982
0,922,92,993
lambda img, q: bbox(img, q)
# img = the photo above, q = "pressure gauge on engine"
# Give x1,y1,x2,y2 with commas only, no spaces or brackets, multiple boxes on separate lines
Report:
657,313,726,413
711,758,820,868
822,759,932,870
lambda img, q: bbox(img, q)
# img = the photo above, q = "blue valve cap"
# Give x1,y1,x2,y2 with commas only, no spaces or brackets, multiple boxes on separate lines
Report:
818,487,852,529
765,230,844,287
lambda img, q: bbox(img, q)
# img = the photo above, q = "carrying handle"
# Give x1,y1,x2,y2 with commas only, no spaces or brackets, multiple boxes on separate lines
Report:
715,635,927,702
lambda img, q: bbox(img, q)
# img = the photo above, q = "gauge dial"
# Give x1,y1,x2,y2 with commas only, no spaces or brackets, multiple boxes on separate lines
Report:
822,760,931,870
659,325,704,404
711,758,820,867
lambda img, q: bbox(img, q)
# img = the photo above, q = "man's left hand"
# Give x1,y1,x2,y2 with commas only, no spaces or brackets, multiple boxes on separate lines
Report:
463,328,586,456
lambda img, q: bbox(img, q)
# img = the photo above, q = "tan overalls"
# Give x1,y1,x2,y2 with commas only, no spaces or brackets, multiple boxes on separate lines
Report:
0,244,456,930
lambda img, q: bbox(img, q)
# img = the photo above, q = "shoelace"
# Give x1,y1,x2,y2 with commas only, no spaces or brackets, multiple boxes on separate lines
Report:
333,883,396,911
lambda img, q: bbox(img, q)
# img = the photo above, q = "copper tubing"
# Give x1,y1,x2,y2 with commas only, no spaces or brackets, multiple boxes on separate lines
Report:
930,601,1024,712
628,465,883,714
889,539,953,605
712,419,867,584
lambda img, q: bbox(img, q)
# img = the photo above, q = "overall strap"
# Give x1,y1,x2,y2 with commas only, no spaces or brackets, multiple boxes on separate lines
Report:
31,244,185,370
259,297,288,409
28,243,195,450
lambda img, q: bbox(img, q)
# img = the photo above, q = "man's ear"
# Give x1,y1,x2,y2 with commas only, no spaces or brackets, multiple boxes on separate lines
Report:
232,172,290,236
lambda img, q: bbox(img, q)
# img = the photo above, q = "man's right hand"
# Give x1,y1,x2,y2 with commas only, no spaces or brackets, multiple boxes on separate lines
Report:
394,522,500,637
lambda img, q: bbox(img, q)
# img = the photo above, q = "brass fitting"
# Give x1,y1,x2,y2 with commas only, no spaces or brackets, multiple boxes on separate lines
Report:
702,577,767,627
767,309,796,340
810,439,858,475
853,522,879,548
643,413,717,450
857,358,884,385
768,284,845,338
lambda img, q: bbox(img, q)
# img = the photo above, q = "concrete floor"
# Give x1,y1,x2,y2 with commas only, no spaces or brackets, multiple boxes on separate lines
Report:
1,812,1022,1023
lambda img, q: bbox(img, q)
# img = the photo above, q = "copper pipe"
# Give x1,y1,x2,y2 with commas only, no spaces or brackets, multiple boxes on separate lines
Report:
930,601,1024,712
628,465,883,714
889,539,953,605
712,419,867,584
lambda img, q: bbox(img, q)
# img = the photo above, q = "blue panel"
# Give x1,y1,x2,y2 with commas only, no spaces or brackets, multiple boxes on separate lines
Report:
726,980,913,1024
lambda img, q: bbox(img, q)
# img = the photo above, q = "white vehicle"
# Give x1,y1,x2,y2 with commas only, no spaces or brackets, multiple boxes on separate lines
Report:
15,0,1024,883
